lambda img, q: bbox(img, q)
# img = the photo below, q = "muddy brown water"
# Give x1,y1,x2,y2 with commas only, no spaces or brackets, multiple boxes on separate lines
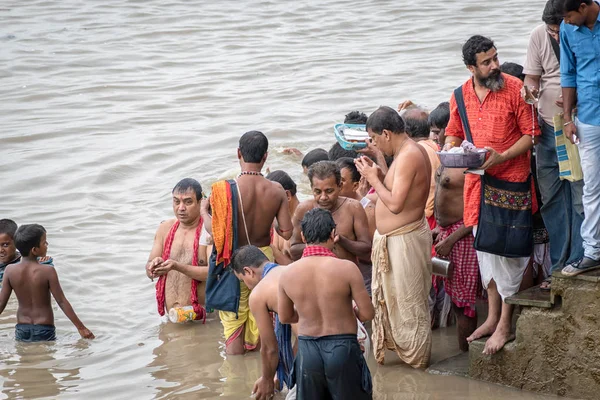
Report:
1,0,571,398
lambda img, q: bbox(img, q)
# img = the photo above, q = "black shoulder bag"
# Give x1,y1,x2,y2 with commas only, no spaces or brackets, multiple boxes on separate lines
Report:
549,34,560,63
454,86,533,258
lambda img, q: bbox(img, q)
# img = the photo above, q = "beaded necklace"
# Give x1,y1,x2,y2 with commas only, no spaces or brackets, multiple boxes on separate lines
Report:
238,171,263,177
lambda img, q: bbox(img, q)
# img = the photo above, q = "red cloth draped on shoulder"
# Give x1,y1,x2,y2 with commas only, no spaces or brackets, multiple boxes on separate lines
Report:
302,245,337,258
155,220,206,322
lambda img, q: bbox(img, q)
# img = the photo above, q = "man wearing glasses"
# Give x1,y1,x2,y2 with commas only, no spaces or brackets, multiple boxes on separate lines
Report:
523,0,584,286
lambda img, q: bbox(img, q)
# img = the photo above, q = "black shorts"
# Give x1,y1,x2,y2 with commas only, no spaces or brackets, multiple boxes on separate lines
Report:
295,334,372,400
15,324,56,342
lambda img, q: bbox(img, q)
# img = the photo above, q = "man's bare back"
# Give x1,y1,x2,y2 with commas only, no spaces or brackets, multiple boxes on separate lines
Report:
279,256,371,336
236,175,292,247
434,166,466,228
375,140,431,234
150,219,209,309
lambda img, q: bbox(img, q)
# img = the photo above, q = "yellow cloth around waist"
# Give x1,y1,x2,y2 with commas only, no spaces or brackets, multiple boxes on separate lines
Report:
259,245,274,262
219,245,273,349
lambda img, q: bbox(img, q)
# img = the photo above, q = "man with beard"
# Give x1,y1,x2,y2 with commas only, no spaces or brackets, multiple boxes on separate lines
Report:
444,35,540,355
289,161,371,264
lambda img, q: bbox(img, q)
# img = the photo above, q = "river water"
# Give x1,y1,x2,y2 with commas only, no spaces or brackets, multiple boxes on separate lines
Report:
0,0,569,398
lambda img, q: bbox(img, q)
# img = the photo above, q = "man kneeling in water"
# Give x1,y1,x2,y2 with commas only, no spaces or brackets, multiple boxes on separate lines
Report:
231,245,293,400
279,208,374,400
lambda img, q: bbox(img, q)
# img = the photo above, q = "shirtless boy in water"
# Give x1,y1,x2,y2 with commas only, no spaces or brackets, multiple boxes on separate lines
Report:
289,161,371,264
279,208,374,400
146,178,212,316
0,224,94,341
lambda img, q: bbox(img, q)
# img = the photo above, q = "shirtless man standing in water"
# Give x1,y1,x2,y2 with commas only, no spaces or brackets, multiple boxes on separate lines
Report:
146,178,212,318
355,106,433,368
289,161,371,263
434,166,481,351
201,131,294,355
279,208,374,399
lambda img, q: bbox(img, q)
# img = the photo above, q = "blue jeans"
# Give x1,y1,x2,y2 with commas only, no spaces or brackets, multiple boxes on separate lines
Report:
576,118,600,260
536,119,584,271
15,324,56,342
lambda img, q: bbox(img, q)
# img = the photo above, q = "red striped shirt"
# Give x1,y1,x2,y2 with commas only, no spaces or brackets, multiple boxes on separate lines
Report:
445,73,541,227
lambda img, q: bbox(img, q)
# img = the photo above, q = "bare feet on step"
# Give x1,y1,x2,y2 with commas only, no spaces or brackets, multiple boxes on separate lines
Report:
466,319,497,343
482,325,515,355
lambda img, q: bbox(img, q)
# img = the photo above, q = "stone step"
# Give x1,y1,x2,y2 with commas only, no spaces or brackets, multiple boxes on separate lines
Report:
427,351,470,378
505,285,552,309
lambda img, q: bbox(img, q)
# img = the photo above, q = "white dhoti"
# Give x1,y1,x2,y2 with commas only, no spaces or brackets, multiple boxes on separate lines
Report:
474,226,530,300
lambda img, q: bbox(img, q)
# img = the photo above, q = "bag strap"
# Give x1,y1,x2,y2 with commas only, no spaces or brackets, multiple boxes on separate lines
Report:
454,85,474,144
548,34,560,63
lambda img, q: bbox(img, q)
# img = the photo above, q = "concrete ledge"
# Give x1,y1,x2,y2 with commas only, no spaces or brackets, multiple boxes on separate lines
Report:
469,275,600,400
506,285,552,309
426,352,469,378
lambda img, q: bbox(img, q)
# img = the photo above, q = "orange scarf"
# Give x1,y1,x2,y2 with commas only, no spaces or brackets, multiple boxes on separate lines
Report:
210,180,234,266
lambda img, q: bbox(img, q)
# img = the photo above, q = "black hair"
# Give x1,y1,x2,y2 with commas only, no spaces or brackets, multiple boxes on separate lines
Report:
558,0,592,13
344,111,368,124
328,142,358,161
239,130,268,163
500,62,525,82
301,208,336,244
266,170,297,196
14,224,46,257
404,116,431,139
462,35,496,67
172,178,203,201
335,157,360,183
428,102,450,129
230,245,268,275
308,161,341,186
385,155,394,168
366,106,405,135
301,148,329,168
543,0,564,25
0,219,18,239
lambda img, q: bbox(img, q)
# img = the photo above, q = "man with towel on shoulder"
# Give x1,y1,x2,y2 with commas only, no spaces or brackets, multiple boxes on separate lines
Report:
146,179,213,322
202,131,293,355
355,106,433,369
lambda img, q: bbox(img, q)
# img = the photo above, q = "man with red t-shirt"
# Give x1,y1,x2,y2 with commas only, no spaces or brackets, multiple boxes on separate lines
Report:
445,35,541,355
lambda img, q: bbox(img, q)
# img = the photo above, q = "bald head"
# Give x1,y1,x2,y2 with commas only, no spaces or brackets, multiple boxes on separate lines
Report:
402,107,429,121
403,107,430,139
